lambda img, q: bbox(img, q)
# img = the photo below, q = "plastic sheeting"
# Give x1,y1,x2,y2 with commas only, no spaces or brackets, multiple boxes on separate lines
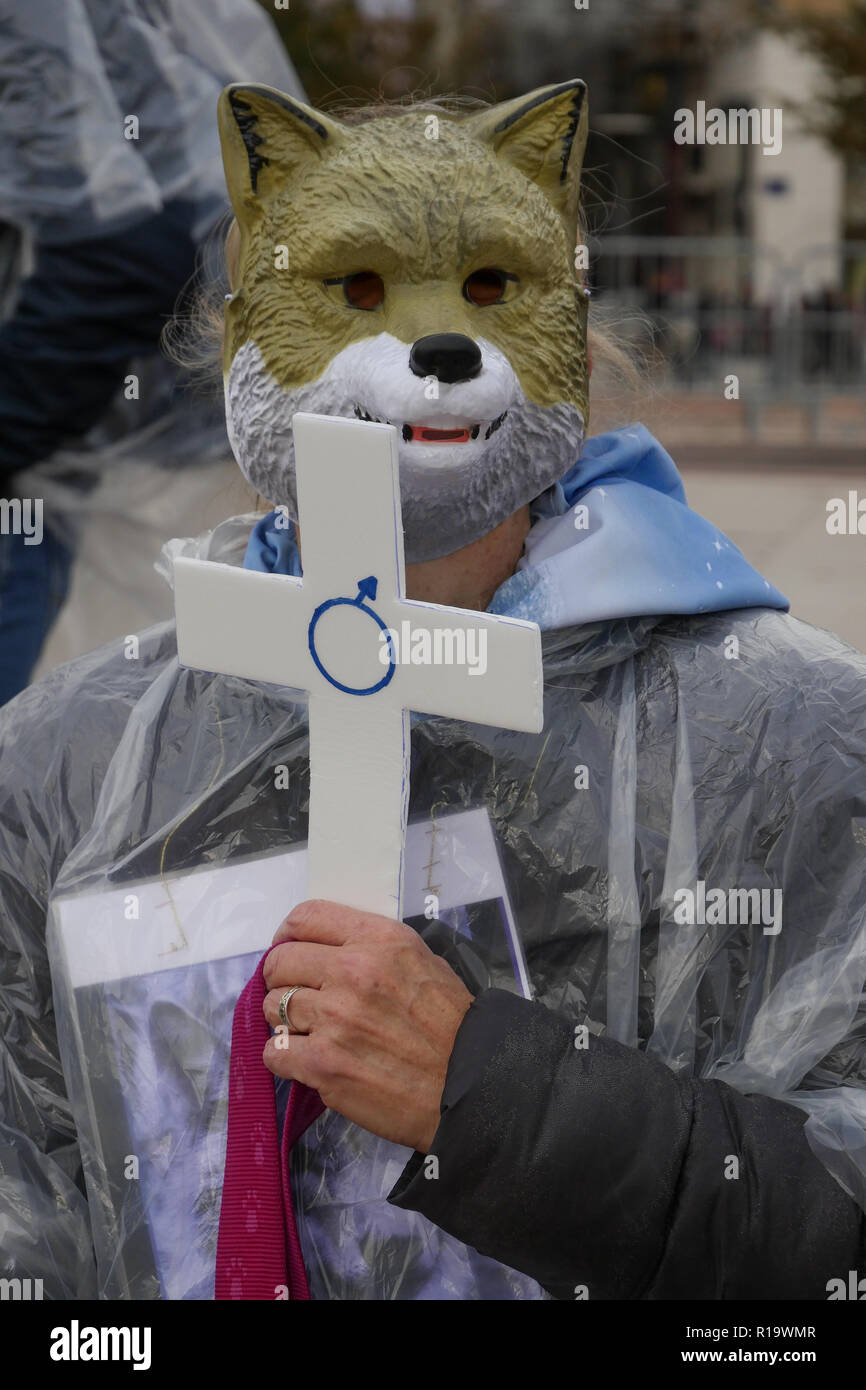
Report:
1,517,866,1298
0,0,305,245
0,0,302,673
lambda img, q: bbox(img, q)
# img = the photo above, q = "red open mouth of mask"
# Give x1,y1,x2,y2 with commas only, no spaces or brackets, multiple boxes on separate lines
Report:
408,425,474,444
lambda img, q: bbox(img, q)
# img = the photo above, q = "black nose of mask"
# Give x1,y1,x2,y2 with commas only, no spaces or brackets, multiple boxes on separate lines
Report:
409,334,483,384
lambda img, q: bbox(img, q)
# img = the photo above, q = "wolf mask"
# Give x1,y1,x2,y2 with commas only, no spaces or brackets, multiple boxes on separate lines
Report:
219,80,590,563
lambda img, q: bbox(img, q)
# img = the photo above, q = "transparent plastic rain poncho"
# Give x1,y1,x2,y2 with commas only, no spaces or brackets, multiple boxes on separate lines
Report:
0,0,303,655
2,507,866,1300
0,0,305,246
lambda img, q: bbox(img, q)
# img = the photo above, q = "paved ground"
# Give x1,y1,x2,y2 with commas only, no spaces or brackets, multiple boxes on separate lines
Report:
35,459,251,678
674,448,865,656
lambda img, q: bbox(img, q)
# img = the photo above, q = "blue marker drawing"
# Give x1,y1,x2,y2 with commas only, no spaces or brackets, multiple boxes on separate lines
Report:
307,575,396,696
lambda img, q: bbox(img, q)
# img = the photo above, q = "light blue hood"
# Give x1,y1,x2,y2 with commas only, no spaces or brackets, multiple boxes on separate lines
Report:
244,424,788,631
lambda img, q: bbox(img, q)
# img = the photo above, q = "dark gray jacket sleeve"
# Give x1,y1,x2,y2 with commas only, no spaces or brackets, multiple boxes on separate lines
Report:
388,989,866,1300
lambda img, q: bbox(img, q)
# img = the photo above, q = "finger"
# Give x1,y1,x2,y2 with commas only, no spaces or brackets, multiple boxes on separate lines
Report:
263,985,317,1034
263,940,334,991
262,1032,322,1088
272,898,396,948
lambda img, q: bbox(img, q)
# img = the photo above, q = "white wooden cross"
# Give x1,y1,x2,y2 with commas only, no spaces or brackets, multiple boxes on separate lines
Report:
173,413,543,920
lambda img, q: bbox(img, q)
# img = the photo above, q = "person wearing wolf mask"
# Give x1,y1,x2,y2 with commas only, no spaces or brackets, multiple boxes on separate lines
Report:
0,80,865,1302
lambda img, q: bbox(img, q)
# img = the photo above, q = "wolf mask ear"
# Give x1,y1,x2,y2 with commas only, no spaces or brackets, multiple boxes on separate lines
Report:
464,81,588,234
218,84,345,217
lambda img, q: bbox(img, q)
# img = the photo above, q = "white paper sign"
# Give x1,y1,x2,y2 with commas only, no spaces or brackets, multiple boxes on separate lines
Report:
55,808,530,998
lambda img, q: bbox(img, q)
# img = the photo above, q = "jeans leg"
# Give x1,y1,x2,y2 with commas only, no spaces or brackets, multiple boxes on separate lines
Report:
0,526,74,706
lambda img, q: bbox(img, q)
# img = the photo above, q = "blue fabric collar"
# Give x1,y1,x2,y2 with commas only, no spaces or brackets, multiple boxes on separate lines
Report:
243,424,788,631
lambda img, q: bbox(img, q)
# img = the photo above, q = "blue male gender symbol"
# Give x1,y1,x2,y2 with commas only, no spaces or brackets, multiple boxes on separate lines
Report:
307,575,396,696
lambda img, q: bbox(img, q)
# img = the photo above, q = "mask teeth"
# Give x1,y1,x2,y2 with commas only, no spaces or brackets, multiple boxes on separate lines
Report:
355,406,508,441
484,410,508,441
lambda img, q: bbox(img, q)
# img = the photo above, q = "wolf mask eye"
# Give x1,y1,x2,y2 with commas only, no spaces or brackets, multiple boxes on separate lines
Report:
462,269,518,306
324,271,384,310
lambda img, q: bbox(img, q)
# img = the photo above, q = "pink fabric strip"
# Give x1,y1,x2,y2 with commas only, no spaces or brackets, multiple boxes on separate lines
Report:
281,1067,326,1297
215,949,325,1300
